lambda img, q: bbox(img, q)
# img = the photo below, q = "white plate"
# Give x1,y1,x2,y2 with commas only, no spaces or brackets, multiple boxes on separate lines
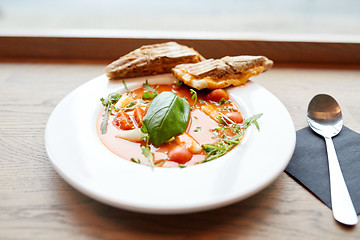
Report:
45,74,296,214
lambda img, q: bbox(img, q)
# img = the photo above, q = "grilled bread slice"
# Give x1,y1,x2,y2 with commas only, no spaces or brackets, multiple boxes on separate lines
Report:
172,55,273,90
105,42,205,80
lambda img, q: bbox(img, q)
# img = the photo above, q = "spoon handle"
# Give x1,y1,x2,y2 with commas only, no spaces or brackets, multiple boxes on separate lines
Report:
325,136,358,225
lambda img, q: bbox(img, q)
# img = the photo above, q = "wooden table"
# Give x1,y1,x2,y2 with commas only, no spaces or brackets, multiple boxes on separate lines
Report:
1,60,359,239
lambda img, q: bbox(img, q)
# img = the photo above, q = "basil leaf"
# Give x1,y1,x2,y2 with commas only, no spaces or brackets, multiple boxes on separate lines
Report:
142,92,190,146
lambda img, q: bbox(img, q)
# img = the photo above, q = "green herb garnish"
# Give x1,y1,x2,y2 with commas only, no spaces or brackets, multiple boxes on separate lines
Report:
140,134,154,168
194,127,202,132
202,142,234,162
202,113,263,162
140,124,148,133
100,92,121,134
155,160,167,167
125,101,136,109
142,91,157,99
190,89,197,105
142,79,158,99
244,113,263,130
131,158,140,164
166,136,175,143
122,80,130,93
141,146,154,168
219,98,227,105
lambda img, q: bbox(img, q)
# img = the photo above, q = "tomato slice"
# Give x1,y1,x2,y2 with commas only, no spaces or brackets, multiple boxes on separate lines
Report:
134,106,146,127
113,111,134,130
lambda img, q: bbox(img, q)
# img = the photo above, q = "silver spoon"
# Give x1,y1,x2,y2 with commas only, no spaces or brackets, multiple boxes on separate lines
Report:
307,94,358,225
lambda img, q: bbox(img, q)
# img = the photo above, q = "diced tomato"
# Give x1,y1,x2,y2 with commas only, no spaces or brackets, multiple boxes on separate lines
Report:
207,89,229,102
225,112,243,123
168,146,193,164
113,111,134,130
134,106,146,127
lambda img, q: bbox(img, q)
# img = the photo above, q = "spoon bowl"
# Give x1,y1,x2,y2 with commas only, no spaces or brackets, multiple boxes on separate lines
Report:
307,94,343,138
307,94,358,225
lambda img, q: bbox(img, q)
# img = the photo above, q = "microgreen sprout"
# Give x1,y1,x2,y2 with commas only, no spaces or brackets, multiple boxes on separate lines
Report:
219,98,227,105
122,80,130,93
131,158,140,164
190,89,197,105
142,79,158,99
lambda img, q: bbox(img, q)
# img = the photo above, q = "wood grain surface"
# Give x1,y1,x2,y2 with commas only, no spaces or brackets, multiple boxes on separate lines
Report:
0,62,359,240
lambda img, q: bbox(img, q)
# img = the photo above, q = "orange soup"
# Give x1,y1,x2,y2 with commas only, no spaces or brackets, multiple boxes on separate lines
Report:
97,81,256,168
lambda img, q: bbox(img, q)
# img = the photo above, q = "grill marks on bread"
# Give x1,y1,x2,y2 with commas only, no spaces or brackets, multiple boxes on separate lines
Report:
105,42,273,90
105,42,204,80
172,56,273,90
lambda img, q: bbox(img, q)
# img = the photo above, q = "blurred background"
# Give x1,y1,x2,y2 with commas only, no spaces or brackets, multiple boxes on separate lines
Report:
0,0,360,40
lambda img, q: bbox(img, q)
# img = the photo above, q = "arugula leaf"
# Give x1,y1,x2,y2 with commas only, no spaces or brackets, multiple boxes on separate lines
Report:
202,113,263,162
100,107,110,134
202,142,232,162
101,93,121,107
100,92,121,134
244,113,263,130
142,92,190,146
141,146,154,168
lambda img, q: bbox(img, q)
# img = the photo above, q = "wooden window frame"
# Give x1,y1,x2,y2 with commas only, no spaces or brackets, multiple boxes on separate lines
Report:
1,31,360,65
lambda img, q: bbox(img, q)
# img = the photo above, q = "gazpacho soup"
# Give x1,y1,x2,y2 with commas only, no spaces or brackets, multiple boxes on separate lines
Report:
97,80,261,168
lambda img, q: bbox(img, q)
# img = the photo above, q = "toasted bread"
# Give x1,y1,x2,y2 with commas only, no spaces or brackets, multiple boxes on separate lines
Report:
172,55,273,90
105,42,205,80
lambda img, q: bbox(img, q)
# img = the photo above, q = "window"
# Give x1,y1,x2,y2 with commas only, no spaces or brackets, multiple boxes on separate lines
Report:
1,0,360,41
